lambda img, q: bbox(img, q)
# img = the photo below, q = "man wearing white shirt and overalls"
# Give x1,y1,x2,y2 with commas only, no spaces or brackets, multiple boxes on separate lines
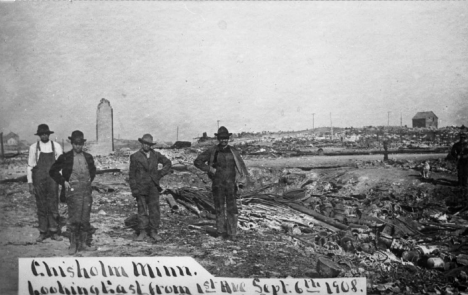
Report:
27,124,63,242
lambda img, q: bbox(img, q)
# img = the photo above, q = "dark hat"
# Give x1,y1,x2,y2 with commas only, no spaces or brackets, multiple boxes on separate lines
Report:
35,124,54,135
138,134,156,146
68,130,86,144
215,126,232,139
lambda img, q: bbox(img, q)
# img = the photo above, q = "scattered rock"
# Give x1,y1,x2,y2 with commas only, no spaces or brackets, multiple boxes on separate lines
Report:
316,257,342,278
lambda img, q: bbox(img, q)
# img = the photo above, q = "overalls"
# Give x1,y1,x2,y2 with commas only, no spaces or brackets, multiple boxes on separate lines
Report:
32,141,59,234
67,153,93,234
212,147,238,237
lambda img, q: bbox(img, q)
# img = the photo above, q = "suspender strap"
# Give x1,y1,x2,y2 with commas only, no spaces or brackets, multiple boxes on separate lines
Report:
35,141,40,165
35,141,57,164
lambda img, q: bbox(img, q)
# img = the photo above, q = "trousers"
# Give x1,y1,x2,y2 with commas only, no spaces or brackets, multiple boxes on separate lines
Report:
212,179,238,237
67,180,92,233
32,152,59,233
137,183,160,232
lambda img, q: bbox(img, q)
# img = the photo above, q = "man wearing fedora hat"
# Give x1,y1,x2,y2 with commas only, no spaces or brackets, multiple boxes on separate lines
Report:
50,130,97,254
27,124,64,242
194,126,249,240
129,134,172,242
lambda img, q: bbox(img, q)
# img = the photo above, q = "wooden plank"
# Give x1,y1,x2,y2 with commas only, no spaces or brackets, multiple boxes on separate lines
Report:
286,202,349,231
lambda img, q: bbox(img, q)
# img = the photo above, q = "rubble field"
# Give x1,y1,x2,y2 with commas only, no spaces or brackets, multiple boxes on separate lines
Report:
1,149,468,295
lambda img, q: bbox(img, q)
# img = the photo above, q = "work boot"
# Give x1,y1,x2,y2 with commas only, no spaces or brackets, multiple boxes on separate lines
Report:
149,230,162,242
50,232,63,241
226,235,237,242
36,232,48,243
134,231,147,241
79,232,97,251
68,233,78,255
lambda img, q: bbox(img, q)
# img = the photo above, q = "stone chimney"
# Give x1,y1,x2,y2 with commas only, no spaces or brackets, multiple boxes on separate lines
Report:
96,98,114,153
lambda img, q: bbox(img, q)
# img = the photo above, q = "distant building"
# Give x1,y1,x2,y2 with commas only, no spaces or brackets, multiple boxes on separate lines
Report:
3,132,19,146
344,134,360,142
171,141,191,149
412,111,438,128
196,132,213,143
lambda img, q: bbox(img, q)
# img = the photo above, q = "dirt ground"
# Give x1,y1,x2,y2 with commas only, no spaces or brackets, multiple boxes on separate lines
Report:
0,153,463,295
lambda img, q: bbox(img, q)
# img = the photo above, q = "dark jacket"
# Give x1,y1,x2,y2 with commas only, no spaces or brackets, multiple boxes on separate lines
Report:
129,149,172,195
49,150,97,185
451,141,468,167
194,145,249,185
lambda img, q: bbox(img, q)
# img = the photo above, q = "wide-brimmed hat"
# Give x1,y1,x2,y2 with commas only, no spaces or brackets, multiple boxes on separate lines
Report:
68,130,86,145
215,126,232,139
34,124,54,135
138,134,156,146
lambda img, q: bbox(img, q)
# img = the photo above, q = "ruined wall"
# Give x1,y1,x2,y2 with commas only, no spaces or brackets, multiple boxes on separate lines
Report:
96,98,114,153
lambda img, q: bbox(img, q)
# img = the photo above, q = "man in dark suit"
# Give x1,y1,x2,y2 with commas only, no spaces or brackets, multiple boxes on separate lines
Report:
49,130,97,255
194,126,249,241
450,126,468,188
129,134,172,242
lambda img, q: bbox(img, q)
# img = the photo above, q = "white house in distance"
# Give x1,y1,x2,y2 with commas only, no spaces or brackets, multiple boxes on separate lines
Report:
3,132,19,146
344,133,361,142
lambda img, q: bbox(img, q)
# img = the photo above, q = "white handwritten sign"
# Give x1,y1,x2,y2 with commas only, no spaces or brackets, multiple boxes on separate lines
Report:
19,257,366,295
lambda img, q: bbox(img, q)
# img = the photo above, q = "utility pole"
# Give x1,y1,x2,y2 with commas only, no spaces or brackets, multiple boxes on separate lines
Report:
0,132,4,159
312,113,315,130
176,126,179,141
217,120,220,130
400,113,402,127
330,112,333,140
388,111,390,126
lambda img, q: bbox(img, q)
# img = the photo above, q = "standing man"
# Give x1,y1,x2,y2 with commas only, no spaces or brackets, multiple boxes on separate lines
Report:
194,126,249,240
49,131,96,255
129,134,172,242
28,124,63,242
450,126,468,188
383,138,389,162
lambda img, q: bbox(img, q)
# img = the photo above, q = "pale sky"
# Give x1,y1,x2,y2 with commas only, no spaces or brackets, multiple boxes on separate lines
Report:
1,2,467,143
